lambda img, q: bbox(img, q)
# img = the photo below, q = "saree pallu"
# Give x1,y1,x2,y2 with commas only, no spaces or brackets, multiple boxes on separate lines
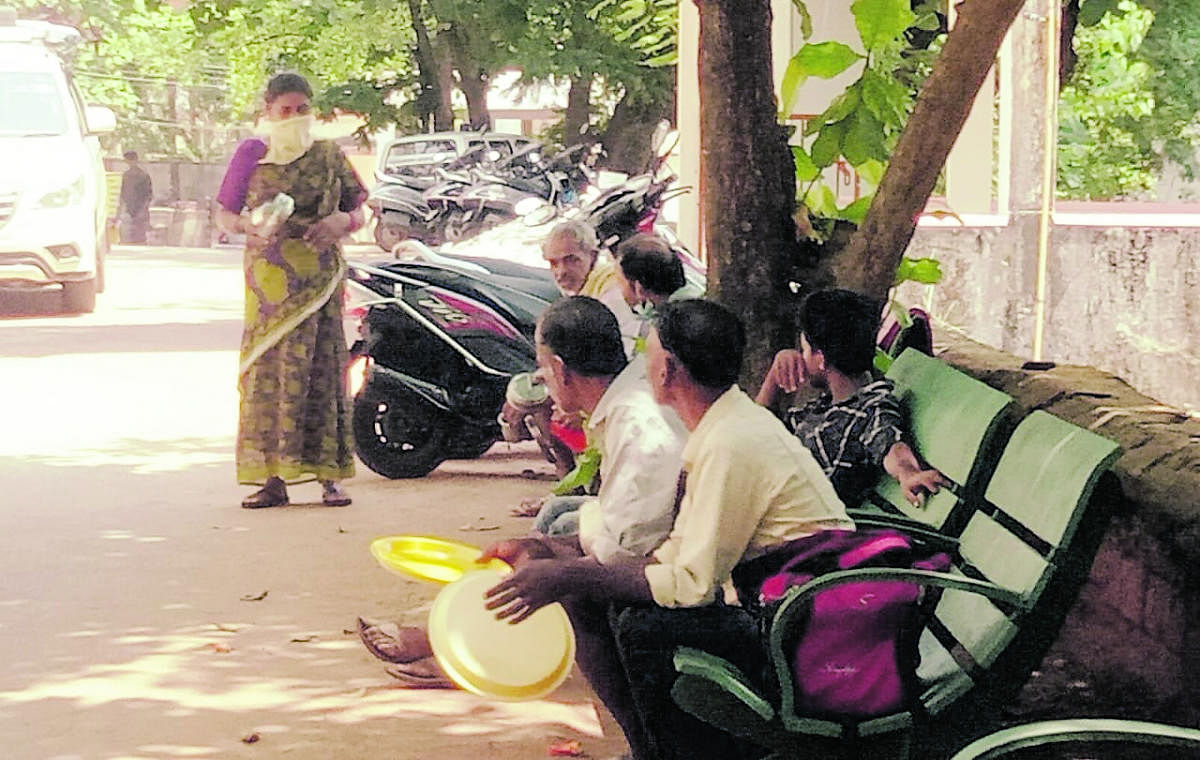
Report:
229,140,363,485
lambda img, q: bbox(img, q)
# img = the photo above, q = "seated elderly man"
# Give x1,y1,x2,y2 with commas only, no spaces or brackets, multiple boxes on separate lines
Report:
483,300,853,760
357,296,688,687
756,288,945,508
541,219,639,355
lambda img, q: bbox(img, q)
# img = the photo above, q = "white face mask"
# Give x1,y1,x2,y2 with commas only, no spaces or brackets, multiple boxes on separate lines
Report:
259,114,315,165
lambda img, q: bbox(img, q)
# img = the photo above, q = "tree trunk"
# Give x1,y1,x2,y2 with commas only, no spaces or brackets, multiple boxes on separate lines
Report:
564,72,592,145
837,0,1027,303
444,24,491,130
697,0,799,390
599,71,676,175
408,0,452,131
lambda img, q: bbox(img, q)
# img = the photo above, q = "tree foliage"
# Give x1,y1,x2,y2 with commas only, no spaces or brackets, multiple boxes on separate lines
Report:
1062,0,1200,197
779,0,944,228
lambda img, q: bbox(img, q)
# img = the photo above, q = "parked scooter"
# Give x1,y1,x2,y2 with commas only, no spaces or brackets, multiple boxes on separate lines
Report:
346,255,558,478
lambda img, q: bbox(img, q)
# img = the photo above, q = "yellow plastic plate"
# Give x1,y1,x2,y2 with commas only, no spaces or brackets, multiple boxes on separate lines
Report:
369,535,509,584
428,568,575,701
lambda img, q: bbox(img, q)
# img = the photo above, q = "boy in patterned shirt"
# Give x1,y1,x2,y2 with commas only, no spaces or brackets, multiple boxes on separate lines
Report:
756,288,945,507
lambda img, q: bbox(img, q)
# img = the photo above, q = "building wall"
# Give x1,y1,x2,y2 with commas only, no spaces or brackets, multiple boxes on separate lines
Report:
905,222,1200,414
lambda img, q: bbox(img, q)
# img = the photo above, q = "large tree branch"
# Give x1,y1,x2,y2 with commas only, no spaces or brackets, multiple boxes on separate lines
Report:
840,0,1027,302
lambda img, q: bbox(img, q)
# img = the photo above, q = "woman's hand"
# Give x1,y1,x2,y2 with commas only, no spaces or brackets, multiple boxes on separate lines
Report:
303,211,353,251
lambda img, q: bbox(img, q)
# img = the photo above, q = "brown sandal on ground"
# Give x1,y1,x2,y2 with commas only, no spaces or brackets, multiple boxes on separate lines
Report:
384,657,456,690
322,482,351,507
510,496,547,518
241,486,289,509
356,617,430,664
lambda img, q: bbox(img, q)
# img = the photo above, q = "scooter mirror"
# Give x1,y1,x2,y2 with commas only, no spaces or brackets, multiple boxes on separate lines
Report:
649,120,671,155
655,129,679,159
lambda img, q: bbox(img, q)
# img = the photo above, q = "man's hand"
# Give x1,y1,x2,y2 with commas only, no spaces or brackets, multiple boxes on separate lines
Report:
898,468,947,507
478,537,555,568
303,211,352,251
484,559,566,624
756,349,806,405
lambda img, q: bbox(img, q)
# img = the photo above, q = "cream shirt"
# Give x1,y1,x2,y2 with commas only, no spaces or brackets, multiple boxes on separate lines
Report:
577,363,688,564
579,260,639,358
645,386,854,608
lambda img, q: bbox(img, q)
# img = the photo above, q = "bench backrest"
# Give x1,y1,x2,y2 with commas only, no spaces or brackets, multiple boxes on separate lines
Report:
860,349,1016,534
914,410,1122,716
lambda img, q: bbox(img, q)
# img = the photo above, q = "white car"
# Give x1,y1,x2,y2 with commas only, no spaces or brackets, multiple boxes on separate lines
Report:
0,13,116,313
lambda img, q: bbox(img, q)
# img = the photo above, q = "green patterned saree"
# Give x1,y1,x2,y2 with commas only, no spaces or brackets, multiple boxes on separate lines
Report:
235,141,362,485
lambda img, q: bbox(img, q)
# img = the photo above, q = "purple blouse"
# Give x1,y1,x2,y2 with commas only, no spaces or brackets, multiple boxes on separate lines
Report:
216,138,268,213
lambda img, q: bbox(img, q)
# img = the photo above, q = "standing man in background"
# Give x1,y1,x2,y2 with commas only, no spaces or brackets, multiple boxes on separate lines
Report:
118,150,153,244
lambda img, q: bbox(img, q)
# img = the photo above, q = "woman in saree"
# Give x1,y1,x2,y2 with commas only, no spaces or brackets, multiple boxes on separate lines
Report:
215,72,365,508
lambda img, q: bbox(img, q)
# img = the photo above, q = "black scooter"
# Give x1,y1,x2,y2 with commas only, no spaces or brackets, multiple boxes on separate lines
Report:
346,255,558,478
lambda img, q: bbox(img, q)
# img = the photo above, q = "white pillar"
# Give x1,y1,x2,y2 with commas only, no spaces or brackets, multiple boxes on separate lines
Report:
675,0,703,259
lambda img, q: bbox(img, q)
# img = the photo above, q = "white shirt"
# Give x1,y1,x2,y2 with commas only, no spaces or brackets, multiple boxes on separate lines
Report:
645,386,853,608
577,363,688,563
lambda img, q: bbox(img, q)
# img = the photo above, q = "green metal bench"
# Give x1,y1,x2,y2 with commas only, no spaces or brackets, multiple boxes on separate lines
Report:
671,410,1123,759
948,718,1200,759
852,348,1017,537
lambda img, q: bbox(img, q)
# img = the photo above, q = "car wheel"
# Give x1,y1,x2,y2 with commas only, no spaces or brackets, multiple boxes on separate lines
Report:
63,279,96,313
353,392,447,478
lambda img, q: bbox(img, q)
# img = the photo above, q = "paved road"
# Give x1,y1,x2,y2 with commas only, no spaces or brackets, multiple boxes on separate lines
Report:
0,245,622,760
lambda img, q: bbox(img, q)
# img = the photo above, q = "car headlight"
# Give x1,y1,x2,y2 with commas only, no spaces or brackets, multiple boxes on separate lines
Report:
38,175,86,208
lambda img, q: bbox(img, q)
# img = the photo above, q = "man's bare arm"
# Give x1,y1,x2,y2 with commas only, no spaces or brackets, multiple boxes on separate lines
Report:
883,442,947,506
484,556,655,624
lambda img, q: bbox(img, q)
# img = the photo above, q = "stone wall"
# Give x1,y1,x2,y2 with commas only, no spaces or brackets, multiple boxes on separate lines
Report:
938,337,1200,725
905,223,1200,415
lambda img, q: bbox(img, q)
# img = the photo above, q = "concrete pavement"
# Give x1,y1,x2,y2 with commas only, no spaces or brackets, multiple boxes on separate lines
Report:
0,244,626,760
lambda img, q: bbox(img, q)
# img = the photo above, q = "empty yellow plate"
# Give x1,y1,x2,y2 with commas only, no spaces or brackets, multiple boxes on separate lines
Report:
428,568,576,701
369,535,509,584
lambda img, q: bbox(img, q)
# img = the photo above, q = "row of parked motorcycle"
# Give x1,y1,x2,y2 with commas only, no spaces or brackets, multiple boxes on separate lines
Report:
346,122,699,480
366,134,601,252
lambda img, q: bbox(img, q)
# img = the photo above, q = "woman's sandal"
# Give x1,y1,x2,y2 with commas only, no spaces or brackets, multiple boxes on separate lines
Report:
241,486,289,509
322,482,351,507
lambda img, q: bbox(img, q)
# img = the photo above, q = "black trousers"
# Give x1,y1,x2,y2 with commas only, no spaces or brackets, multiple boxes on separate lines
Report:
566,598,766,760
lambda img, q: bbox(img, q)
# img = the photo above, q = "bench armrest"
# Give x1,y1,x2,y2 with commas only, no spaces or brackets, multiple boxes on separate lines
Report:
672,646,775,722
768,567,1030,731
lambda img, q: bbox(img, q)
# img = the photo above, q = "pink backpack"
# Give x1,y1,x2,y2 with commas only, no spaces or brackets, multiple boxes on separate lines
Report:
747,529,950,720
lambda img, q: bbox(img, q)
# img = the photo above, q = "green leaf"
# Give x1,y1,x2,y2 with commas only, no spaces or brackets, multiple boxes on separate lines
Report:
791,145,820,182
792,0,813,39
816,84,860,126
1078,0,1119,27
804,183,839,218
810,119,847,168
842,109,888,166
874,347,894,374
895,256,944,285
851,0,917,52
791,41,863,79
914,12,941,31
837,195,873,225
779,52,808,117
856,158,886,186
860,68,909,127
